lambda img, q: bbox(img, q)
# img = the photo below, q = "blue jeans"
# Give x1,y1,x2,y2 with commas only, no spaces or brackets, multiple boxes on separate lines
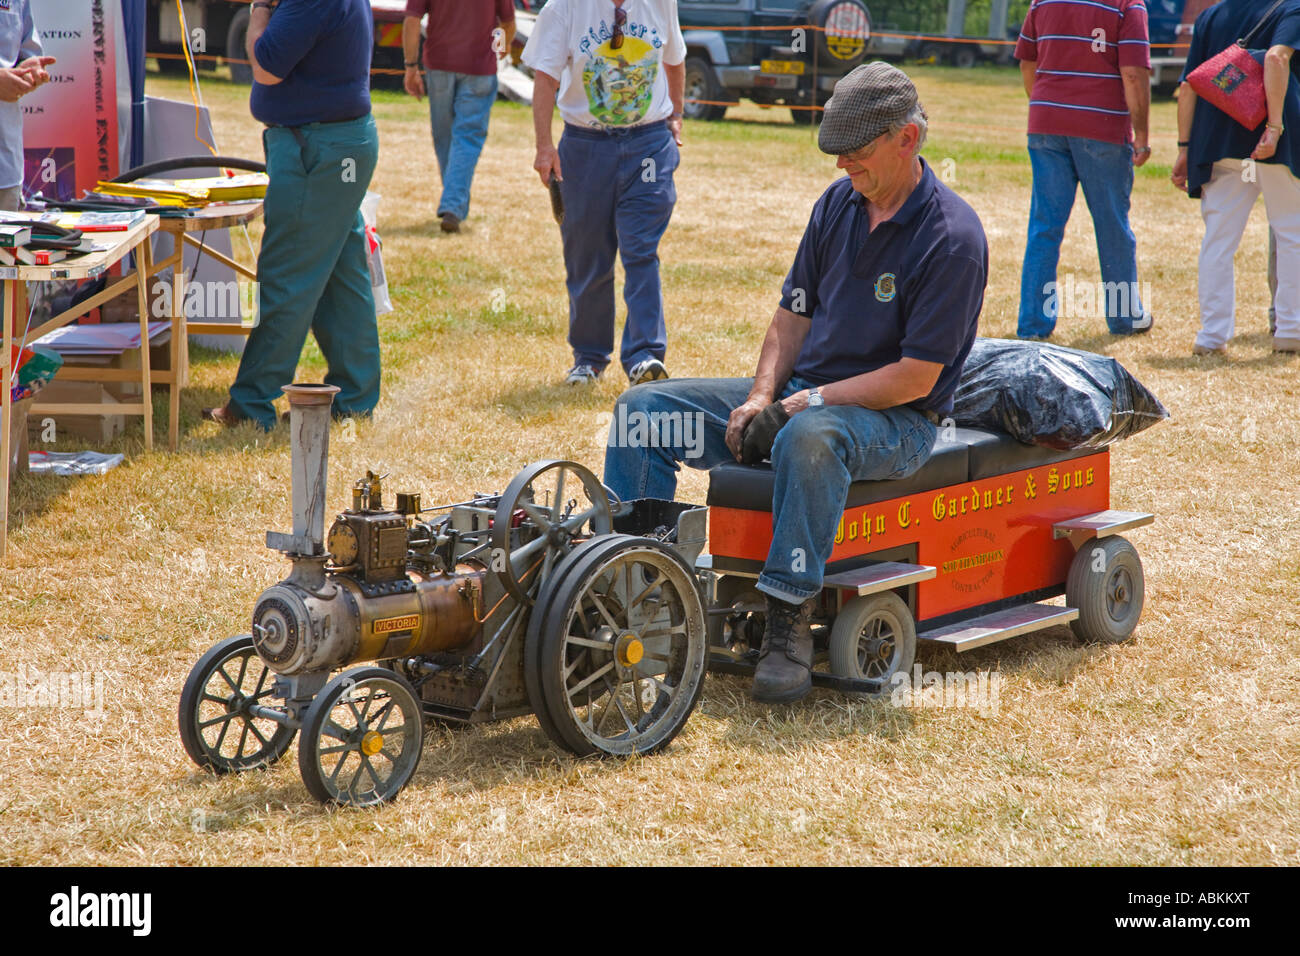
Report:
425,70,497,222
1018,133,1146,337
229,115,380,429
558,121,678,374
603,377,937,603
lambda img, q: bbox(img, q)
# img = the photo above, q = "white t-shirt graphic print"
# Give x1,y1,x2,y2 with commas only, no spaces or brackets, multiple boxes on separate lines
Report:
522,0,686,129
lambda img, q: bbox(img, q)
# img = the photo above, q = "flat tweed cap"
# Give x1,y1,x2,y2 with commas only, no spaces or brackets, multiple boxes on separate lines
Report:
818,61,921,155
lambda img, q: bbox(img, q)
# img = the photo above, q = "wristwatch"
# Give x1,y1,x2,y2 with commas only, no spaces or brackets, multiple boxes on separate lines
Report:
807,387,824,408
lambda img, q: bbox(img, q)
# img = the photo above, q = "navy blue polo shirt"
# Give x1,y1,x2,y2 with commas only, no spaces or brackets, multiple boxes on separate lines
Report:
1180,0,1300,198
779,159,988,417
250,0,373,128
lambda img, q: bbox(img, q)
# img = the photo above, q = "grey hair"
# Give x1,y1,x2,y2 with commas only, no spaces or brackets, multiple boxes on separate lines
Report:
889,103,928,153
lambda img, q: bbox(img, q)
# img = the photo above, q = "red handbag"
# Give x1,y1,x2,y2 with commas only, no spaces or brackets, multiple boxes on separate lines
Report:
1186,0,1286,130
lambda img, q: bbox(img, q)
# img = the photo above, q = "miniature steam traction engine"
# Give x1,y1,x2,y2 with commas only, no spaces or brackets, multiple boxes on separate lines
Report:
180,385,1154,808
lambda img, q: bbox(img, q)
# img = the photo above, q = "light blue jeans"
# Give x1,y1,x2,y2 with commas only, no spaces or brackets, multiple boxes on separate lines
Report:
1018,133,1146,337
603,377,936,604
425,70,497,222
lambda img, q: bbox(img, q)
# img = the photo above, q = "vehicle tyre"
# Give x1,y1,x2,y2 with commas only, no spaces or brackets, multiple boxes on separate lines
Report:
949,44,978,69
828,592,916,695
531,535,708,757
917,41,943,64
683,56,728,121
791,104,824,125
179,634,296,773
226,7,252,84
155,53,188,75
1066,535,1145,644
298,666,424,806
809,0,871,68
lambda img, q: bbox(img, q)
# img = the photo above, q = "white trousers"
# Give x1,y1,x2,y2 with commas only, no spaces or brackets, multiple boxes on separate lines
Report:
1197,158,1300,347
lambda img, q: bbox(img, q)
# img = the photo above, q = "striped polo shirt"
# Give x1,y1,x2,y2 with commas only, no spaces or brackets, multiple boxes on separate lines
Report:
1015,0,1152,145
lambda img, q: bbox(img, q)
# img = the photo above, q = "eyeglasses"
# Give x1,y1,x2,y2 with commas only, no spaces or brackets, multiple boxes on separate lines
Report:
612,6,627,50
840,132,889,164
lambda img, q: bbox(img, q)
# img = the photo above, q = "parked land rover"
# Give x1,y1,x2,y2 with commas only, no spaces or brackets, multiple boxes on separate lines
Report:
680,0,874,124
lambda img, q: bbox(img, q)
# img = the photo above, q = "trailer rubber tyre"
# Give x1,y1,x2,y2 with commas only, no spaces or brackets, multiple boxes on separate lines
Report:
1066,535,1145,644
179,634,296,774
683,56,728,121
298,666,424,806
226,7,252,84
828,592,916,695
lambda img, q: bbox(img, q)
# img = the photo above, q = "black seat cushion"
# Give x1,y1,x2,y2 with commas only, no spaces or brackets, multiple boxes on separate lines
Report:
706,426,1105,513
955,426,1102,480
706,437,968,512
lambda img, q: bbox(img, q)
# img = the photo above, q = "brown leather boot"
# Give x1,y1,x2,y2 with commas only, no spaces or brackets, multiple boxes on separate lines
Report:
751,595,815,703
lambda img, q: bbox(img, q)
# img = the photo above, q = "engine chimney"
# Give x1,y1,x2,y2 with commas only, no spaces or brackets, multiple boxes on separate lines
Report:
267,383,340,556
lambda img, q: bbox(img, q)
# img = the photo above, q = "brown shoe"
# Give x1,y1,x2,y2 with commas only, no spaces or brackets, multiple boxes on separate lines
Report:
440,212,460,233
1192,344,1226,356
201,403,245,426
751,595,815,704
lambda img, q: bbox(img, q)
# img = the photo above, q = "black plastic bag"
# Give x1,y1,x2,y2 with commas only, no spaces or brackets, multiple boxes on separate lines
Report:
951,338,1169,449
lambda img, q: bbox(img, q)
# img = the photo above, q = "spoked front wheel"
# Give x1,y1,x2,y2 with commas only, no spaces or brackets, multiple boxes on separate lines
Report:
179,634,296,773
297,666,425,807
530,535,708,757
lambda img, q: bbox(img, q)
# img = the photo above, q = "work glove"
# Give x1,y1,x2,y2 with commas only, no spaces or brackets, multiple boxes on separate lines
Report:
740,401,790,465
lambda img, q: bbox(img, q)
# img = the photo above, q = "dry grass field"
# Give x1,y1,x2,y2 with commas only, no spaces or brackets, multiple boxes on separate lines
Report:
2,65,1297,866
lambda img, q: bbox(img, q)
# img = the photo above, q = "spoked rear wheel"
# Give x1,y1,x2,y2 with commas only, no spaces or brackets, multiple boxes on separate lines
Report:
298,666,425,807
179,635,296,773
531,536,708,757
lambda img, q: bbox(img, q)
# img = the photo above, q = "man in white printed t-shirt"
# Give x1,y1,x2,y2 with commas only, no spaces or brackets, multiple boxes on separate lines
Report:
523,0,686,387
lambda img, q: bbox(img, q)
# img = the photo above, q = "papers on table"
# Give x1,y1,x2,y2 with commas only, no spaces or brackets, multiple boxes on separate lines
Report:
34,321,171,357
28,450,125,475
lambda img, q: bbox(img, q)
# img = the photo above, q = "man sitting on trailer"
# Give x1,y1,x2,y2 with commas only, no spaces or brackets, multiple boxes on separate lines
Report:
604,62,988,704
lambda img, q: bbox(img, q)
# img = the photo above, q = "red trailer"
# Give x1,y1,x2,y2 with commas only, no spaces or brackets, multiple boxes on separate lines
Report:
703,425,1152,688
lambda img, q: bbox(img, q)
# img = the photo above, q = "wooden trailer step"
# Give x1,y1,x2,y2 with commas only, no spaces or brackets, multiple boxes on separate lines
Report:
919,602,1079,652
822,561,936,596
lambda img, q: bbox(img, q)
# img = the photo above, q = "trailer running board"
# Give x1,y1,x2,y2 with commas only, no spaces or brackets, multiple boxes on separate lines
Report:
919,602,1079,652
822,561,936,596
1053,510,1154,548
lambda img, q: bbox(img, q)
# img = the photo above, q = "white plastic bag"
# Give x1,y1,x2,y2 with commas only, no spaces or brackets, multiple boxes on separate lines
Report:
360,191,393,316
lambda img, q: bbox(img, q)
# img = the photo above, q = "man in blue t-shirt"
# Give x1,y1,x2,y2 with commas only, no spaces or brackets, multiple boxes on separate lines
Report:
204,0,381,430
604,62,988,704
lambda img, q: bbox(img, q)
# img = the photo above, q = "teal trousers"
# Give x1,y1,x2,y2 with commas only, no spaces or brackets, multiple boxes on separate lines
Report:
228,114,381,428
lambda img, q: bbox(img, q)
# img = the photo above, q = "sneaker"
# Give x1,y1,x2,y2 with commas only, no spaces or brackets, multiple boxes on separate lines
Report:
565,363,601,386
439,212,460,234
1192,343,1226,356
627,358,669,386
1123,313,1155,335
1272,336,1300,353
